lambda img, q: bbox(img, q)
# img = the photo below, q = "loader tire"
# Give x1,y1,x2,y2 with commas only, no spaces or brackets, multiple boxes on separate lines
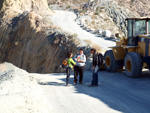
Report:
104,50,117,72
124,52,142,77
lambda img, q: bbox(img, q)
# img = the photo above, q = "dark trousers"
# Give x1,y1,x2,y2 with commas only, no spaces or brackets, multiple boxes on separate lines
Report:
66,67,72,85
91,66,99,86
74,66,84,83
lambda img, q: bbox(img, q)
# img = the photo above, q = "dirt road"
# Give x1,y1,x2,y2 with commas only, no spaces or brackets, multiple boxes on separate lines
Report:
50,10,115,50
47,10,150,113
36,70,150,113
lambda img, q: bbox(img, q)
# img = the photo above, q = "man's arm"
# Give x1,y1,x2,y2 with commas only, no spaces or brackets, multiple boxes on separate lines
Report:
93,54,96,68
74,54,77,61
82,55,86,63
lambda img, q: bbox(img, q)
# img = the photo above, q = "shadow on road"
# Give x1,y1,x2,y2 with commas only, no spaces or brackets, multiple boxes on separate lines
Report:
76,71,150,113
39,81,66,86
40,70,150,113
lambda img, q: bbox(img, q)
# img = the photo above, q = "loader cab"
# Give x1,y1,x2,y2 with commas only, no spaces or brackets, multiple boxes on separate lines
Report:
126,18,150,46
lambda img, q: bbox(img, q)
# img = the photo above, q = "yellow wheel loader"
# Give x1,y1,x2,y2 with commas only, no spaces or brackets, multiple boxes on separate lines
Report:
104,17,150,77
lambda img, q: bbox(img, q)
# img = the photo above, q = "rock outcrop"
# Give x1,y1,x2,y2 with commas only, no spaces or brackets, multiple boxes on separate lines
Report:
49,0,150,37
115,0,150,17
82,0,139,36
48,0,88,4
0,0,78,73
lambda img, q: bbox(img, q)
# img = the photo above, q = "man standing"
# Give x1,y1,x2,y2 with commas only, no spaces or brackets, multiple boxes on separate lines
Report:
74,49,86,84
89,48,99,87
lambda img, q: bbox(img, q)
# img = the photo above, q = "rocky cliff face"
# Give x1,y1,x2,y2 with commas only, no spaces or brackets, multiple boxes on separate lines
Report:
48,0,88,4
0,0,78,73
81,0,140,36
49,0,150,36
0,0,52,19
82,0,150,36
115,0,150,17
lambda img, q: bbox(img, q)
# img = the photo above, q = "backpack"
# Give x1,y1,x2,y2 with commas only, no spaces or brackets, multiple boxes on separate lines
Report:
97,52,104,66
61,58,68,68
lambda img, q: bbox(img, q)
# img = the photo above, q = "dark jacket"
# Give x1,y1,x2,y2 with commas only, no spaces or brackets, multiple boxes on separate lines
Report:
93,53,98,67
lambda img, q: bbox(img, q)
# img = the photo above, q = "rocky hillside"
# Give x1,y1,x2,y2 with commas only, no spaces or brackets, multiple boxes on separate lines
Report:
115,0,150,17
48,0,88,4
1,0,149,73
80,0,139,36
0,0,79,73
49,0,150,36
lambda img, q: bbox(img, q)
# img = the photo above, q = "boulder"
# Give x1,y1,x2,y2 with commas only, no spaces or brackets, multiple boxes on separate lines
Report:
80,18,86,26
98,29,103,35
102,30,112,38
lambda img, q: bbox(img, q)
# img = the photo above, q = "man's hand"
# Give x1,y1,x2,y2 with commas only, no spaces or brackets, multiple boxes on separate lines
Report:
77,60,83,63
92,66,95,69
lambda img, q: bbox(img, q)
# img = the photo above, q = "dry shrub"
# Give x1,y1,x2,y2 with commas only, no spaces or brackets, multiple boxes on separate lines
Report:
92,44,103,51
91,15,98,19
84,39,102,51
72,33,78,38
73,39,80,45
84,39,92,44
67,34,80,46
51,25,62,31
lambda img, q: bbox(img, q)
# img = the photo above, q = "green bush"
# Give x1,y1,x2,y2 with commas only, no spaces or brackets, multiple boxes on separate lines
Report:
96,7,100,12
94,11,99,15
66,5,71,9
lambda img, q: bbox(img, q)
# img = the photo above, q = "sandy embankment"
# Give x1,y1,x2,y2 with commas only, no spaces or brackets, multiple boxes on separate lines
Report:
0,63,52,113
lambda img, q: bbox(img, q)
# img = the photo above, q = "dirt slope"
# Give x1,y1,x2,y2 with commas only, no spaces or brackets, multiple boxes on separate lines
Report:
0,63,52,113
0,0,78,73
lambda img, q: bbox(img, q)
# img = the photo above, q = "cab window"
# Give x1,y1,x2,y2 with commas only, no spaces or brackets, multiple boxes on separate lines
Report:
134,20,146,36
